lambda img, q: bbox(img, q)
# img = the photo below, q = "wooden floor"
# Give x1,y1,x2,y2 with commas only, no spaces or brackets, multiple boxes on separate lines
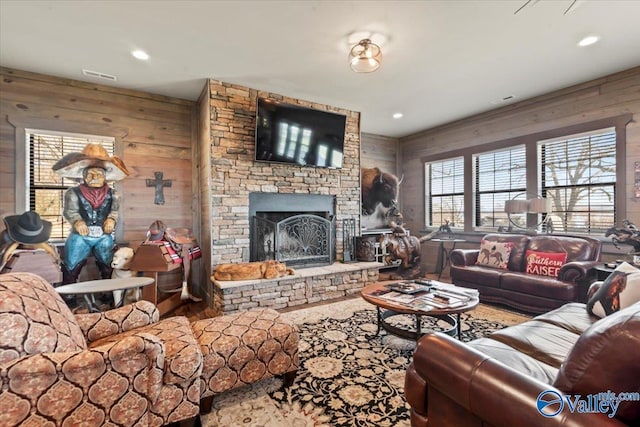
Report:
167,271,449,321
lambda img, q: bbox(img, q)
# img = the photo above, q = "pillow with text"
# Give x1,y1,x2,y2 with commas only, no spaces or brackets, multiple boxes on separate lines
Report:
525,250,567,278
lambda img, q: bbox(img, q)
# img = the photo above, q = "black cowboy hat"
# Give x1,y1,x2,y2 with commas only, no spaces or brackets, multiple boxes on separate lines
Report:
3,211,52,244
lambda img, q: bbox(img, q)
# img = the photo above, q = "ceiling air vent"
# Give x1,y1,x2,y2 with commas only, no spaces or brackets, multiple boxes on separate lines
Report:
82,69,117,81
491,95,516,105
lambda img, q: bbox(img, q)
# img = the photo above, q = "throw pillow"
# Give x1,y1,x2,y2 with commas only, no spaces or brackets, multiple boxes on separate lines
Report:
524,250,567,278
587,261,640,318
476,240,513,270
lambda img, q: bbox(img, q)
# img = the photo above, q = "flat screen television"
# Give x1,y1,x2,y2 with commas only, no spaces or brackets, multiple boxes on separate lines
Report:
255,98,347,168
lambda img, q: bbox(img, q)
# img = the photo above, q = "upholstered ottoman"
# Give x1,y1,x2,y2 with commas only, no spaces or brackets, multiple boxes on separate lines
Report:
191,308,299,411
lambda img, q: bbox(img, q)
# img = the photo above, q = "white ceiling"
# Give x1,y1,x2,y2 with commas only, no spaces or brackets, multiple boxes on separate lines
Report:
1,0,640,138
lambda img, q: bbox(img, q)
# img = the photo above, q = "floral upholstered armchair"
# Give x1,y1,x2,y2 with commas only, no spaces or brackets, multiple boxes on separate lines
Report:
0,272,299,426
0,272,202,426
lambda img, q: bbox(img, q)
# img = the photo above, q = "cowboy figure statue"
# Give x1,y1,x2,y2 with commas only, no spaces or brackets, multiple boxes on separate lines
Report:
52,144,129,284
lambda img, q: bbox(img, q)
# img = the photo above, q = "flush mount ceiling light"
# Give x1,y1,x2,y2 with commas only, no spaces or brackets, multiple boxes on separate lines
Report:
578,35,600,47
392,113,403,119
131,49,150,60
349,38,382,73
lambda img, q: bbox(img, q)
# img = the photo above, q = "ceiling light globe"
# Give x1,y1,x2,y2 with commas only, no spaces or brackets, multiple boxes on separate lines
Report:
349,39,382,73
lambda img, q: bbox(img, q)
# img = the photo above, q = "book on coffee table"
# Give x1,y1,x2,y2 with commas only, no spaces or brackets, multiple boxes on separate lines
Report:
430,282,479,298
416,293,454,309
406,298,435,312
387,281,431,294
376,291,417,304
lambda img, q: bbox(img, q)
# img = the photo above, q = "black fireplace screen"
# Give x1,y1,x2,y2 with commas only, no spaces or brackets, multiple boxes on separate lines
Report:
253,214,333,267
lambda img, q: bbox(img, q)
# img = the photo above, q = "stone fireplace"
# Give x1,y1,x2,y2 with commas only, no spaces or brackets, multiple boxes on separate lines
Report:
250,193,335,267
207,81,362,268
205,80,380,313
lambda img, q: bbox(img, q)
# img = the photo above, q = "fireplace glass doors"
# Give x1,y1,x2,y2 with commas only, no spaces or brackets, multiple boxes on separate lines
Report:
253,214,333,267
249,193,336,268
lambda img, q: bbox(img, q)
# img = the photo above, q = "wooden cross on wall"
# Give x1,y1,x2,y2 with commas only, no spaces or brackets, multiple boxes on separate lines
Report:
146,171,172,205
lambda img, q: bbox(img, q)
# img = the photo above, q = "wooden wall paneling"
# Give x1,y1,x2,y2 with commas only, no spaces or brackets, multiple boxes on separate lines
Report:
401,73,639,154
2,104,191,142
197,83,213,304
399,66,640,236
1,68,194,109
127,161,191,185
0,68,196,287
0,79,192,124
598,73,640,94
361,132,399,172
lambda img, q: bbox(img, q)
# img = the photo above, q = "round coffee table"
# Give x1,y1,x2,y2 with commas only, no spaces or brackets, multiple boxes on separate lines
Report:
361,282,479,340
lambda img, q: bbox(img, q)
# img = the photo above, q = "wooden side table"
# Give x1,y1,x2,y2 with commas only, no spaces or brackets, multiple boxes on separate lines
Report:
432,238,466,279
130,243,184,315
594,265,615,281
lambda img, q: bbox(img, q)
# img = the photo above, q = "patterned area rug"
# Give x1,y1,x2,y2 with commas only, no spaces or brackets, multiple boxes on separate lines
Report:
201,298,530,427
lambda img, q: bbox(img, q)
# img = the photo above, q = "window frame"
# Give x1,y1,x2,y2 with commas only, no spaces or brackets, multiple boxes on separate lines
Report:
472,145,527,230
424,156,465,229
538,128,617,234
27,129,116,240
420,114,631,235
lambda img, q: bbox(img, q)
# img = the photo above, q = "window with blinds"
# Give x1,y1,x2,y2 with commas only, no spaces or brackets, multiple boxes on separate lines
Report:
473,145,526,229
425,157,464,228
539,128,616,233
28,131,115,240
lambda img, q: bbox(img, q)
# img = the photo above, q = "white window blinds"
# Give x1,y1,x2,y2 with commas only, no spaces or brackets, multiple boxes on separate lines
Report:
28,131,115,240
474,145,526,229
425,156,464,228
539,128,616,233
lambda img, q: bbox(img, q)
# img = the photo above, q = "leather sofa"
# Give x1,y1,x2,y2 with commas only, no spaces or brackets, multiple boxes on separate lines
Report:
450,234,602,314
0,272,299,426
405,300,640,426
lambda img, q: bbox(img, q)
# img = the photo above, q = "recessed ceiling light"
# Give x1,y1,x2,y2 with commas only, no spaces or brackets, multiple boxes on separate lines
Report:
578,36,600,47
132,49,150,60
393,113,403,119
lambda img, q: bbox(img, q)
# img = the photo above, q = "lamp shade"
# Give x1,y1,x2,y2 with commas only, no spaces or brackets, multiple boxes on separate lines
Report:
504,199,529,213
529,198,551,213
349,39,382,73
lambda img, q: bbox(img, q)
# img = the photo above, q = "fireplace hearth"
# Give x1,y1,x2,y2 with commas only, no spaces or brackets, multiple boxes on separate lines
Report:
249,193,336,267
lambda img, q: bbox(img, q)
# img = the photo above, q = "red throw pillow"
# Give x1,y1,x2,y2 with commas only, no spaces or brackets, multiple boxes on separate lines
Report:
525,250,567,277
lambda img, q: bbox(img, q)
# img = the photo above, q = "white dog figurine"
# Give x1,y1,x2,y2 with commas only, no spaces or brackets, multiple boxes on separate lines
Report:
111,247,140,306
